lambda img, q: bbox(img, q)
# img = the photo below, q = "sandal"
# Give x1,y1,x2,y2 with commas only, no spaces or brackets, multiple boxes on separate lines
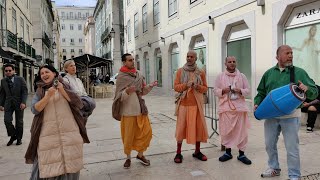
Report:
219,153,233,162
192,152,207,161
136,155,150,166
237,155,252,165
174,153,183,163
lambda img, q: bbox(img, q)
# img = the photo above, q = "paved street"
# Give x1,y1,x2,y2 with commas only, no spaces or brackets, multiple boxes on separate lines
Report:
0,93,320,180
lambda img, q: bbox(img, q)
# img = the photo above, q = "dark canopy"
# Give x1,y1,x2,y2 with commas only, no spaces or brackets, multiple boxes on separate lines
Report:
0,47,15,63
70,54,112,69
66,54,112,93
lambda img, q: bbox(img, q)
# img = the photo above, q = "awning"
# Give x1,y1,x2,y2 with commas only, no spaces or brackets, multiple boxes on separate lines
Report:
69,54,112,69
0,47,15,63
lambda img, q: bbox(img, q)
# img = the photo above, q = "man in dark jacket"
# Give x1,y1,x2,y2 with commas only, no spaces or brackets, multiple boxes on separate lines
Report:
0,64,28,146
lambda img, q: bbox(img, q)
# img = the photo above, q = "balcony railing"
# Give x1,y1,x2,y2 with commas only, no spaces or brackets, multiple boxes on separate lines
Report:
0,29,36,59
101,27,110,42
43,32,51,48
32,47,36,58
26,44,32,57
7,30,18,50
18,38,25,54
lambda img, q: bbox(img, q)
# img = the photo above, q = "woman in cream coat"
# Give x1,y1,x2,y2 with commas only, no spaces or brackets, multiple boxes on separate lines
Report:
26,65,89,179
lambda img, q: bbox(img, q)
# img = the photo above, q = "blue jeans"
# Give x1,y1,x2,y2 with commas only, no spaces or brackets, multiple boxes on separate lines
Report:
264,117,300,178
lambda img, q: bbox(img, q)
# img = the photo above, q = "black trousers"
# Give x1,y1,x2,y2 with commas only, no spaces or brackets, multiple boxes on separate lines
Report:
4,105,24,140
301,104,320,128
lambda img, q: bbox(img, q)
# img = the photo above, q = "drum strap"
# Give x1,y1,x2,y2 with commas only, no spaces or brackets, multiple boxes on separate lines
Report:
289,66,295,83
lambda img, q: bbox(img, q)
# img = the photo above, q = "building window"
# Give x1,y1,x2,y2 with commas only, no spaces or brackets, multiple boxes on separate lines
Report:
71,49,74,53
86,12,89,17
70,24,74,30
127,0,130,5
78,24,82,30
190,0,198,4
12,8,17,34
134,13,138,37
127,20,131,42
63,55,66,60
63,49,66,52
20,17,24,39
61,12,65,18
70,38,74,45
168,0,177,17
26,24,30,43
62,38,65,42
142,4,147,33
79,49,83,54
79,38,82,43
70,12,73,18
153,0,160,25
78,12,81,18
61,24,65,30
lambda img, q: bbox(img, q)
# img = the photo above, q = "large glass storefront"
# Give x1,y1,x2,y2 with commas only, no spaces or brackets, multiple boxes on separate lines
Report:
284,0,320,85
193,36,206,72
155,50,162,87
144,53,150,84
171,44,179,88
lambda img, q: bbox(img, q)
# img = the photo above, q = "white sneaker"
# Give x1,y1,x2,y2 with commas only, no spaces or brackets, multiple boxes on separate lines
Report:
261,167,281,177
307,127,313,133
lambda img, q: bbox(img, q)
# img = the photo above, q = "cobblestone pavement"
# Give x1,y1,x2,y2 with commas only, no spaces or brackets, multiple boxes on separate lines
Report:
0,94,319,180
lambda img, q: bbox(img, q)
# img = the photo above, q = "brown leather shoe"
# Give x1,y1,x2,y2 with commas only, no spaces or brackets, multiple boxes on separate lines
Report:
123,159,131,169
136,155,150,166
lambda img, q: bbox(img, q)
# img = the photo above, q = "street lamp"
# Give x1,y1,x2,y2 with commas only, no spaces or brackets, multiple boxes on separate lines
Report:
110,28,115,38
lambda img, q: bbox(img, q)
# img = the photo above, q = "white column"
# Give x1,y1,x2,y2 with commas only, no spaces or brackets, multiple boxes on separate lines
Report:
19,62,23,77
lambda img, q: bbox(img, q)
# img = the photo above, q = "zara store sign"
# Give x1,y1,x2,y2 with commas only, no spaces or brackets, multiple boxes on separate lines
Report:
286,1,320,28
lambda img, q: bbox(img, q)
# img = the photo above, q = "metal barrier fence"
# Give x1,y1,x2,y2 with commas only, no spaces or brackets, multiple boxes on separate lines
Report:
204,87,219,138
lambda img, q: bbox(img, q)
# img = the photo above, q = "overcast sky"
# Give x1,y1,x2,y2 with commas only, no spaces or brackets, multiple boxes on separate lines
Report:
54,0,97,7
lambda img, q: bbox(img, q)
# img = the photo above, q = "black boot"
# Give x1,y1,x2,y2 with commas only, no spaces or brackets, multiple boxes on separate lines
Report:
7,136,17,146
307,111,317,132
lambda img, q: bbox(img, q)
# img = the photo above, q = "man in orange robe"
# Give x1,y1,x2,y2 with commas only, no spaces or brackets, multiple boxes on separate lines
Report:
174,50,208,163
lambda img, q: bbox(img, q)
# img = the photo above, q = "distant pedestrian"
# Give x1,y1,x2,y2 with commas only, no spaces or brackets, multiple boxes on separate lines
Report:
112,53,157,169
301,85,320,132
63,60,96,123
214,56,252,165
173,50,208,163
25,65,89,179
105,73,110,83
0,64,28,146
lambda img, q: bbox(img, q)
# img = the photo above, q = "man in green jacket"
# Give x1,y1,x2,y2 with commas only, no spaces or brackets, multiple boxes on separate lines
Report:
254,45,318,180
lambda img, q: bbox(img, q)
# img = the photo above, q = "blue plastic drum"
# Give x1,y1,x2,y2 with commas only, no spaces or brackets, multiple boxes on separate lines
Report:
254,83,306,120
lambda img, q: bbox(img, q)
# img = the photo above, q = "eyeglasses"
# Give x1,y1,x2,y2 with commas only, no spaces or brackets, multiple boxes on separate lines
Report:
5,70,12,72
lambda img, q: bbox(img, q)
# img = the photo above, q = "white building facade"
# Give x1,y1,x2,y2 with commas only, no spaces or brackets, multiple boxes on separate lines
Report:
123,0,320,101
56,6,94,61
84,16,95,55
30,0,55,66
94,0,124,74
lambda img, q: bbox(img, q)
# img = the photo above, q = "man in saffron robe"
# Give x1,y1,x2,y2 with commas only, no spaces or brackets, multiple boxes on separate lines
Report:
174,50,208,163
214,56,252,165
112,53,158,169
